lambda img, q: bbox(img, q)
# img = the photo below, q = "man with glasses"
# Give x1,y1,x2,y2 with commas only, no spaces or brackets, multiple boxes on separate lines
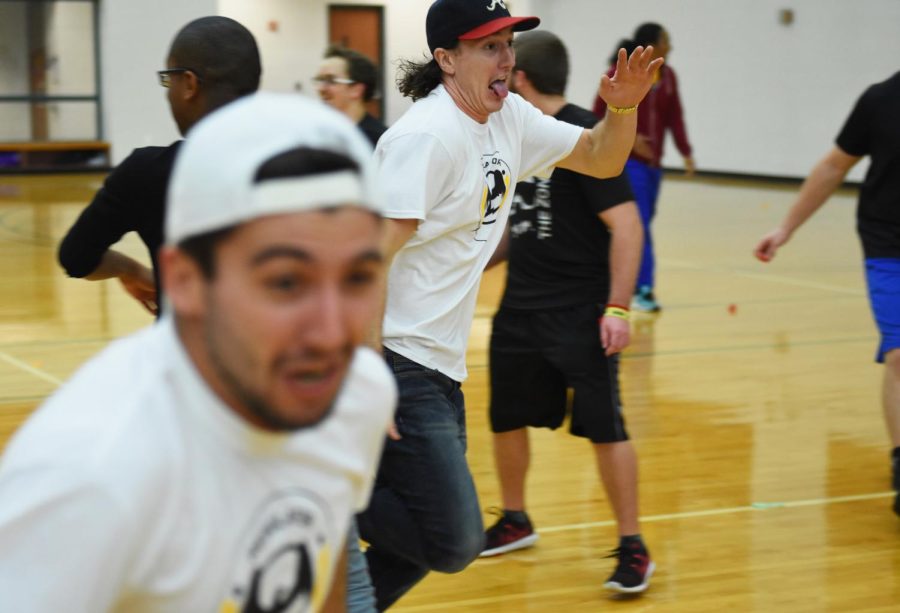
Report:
314,46,387,148
313,43,392,613
58,16,261,316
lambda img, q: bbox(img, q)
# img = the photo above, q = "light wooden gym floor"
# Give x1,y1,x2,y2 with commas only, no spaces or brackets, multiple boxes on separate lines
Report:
1,172,897,611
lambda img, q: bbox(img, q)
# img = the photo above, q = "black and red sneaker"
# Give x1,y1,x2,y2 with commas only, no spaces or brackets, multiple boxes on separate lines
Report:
603,541,655,593
479,509,538,557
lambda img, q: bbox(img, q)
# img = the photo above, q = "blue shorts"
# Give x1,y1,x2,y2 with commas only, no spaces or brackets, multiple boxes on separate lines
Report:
864,258,900,363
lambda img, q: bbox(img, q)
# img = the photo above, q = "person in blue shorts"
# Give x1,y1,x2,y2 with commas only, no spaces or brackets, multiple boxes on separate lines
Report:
754,70,900,517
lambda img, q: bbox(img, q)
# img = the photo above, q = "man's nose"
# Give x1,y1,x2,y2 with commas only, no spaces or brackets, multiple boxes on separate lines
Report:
304,285,348,352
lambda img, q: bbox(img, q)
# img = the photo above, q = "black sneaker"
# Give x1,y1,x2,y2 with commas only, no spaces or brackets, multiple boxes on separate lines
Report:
893,453,900,517
603,541,655,593
479,508,538,557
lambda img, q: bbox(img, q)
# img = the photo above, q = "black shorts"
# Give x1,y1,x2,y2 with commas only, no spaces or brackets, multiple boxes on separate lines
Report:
489,303,629,444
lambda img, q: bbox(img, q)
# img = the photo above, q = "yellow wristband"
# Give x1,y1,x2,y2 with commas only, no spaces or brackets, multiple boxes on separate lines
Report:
607,104,637,115
603,306,630,321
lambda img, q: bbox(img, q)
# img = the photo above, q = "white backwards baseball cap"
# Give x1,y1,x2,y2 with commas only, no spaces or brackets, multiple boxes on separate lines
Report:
166,92,384,245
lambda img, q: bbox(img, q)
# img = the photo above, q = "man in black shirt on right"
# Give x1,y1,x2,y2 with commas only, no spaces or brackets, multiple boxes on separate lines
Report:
58,16,261,315
755,70,900,517
481,31,654,594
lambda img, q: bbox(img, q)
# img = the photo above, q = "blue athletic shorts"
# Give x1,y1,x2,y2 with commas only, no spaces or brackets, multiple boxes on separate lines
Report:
864,258,900,363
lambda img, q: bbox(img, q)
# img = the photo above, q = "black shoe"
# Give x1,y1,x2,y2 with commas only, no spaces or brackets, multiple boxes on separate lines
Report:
603,541,655,594
479,508,538,557
893,453,900,517
892,452,900,490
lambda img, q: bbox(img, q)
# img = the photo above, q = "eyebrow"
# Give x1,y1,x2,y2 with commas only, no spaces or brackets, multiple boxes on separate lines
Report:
250,246,383,266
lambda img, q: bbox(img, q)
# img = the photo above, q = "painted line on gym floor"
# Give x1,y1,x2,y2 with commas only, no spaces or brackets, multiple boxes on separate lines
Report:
393,584,604,611
396,493,898,612
0,395,48,406
666,258,865,296
0,335,114,351
396,495,895,610
465,335,872,371
537,491,895,534
0,350,64,386
735,270,863,296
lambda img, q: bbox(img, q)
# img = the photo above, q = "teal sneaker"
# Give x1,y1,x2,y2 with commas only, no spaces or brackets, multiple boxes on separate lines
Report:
631,285,661,313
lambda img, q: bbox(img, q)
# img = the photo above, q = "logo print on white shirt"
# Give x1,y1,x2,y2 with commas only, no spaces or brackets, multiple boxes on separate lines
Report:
475,152,511,242
222,490,335,613
486,0,507,11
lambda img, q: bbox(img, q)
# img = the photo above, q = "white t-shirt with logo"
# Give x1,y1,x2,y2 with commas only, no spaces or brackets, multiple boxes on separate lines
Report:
375,85,582,381
0,317,396,613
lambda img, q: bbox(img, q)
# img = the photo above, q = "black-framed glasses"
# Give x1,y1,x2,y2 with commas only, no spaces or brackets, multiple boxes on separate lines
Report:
312,75,356,86
157,68,202,88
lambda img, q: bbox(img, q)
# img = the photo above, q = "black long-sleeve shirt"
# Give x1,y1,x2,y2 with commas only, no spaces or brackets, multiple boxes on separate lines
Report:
58,142,182,302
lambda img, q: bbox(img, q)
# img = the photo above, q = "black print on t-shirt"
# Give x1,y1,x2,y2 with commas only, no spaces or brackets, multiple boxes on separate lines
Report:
224,489,334,612
474,152,512,242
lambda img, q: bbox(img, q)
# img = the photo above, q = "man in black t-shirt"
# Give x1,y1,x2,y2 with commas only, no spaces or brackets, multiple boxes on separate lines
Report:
755,71,900,517
480,31,653,594
58,16,261,316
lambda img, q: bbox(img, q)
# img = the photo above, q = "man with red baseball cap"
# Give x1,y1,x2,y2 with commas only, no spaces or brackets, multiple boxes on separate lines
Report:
425,0,540,52
356,0,663,608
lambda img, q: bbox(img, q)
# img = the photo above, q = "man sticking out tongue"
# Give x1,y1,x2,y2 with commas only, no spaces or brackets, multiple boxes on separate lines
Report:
355,0,663,609
491,79,509,99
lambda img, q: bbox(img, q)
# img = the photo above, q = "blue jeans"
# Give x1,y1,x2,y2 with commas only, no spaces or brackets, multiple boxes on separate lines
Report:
357,348,484,610
346,520,377,612
625,158,663,289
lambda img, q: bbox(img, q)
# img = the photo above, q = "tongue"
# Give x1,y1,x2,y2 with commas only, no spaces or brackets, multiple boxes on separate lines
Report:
490,81,509,99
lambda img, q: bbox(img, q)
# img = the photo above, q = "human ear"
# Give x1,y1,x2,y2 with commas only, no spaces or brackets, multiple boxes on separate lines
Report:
159,246,207,317
434,48,455,75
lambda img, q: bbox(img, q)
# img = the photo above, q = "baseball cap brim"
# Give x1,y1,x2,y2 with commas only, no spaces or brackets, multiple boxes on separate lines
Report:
458,15,540,41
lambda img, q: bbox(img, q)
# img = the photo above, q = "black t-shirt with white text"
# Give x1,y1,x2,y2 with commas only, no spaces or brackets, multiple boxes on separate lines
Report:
836,71,900,258
501,104,634,310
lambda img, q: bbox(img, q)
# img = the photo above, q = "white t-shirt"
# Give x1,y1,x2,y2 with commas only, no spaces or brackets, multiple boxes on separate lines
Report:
0,317,396,613
376,85,582,381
